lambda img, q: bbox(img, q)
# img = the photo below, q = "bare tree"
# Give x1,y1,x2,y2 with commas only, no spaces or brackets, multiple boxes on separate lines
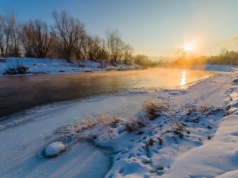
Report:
0,12,20,57
85,36,108,60
47,34,62,59
20,19,52,58
94,37,109,60
123,44,134,64
74,35,109,61
106,29,125,63
0,10,135,63
19,22,34,57
0,15,4,57
74,30,88,60
51,11,85,62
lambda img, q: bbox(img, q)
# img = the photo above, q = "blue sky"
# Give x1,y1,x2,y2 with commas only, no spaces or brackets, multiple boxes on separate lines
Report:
0,0,238,57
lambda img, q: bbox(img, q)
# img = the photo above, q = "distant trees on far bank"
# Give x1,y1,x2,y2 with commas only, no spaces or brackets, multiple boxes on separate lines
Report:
170,47,238,67
0,10,136,64
0,11,20,57
20,19,52,58
207,48,238,65
1,11,237,67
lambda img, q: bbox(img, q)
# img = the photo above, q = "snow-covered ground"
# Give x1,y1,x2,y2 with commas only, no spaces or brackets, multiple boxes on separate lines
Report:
1,65,238,177
71,70,238,178
0,58,140,76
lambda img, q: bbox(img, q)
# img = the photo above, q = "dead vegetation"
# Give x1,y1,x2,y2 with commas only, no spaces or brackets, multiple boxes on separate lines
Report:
53,101,229,178
59,114,121,141
187,105,223,116
142,100,169,120
58,100,225,159
3,61,29,75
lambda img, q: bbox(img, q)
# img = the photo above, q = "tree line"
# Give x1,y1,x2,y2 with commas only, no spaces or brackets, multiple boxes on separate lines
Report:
0,11,134,64
207,48,238,65
170,47,238,67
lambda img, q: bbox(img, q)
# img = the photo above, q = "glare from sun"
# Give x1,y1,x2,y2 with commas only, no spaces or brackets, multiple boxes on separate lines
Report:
184,44,193,52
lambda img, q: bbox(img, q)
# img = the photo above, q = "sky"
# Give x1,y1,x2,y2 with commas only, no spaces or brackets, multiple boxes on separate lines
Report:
0,0,238,57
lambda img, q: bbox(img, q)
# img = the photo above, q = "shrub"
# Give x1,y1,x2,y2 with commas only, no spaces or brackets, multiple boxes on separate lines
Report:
142,100,169,120
3,62,29,75
61,115,120,140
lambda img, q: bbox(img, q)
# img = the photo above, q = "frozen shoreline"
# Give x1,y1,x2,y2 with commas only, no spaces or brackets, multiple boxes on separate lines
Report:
1,65,238,177
0,58,141,77
0,57,234,77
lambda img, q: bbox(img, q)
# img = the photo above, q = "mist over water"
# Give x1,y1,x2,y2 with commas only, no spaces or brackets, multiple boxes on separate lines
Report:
0,68,212,119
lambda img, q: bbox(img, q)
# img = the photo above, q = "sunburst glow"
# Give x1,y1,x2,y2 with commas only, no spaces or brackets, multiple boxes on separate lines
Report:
184,44,193,52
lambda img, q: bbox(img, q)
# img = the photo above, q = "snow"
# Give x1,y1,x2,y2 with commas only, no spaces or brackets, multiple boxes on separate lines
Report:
189,64,235,72
217,170,238,178
59,67,238,177
0,142,110,178
1,64,238,177
162,115,238,178
0,57,141,76
43,142,66,157
0,92,145,177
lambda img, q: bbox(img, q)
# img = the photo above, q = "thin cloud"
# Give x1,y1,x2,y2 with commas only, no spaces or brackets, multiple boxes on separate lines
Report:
215,35,238,46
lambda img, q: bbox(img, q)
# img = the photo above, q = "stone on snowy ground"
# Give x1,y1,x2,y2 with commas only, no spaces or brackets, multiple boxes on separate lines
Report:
42,142,66,158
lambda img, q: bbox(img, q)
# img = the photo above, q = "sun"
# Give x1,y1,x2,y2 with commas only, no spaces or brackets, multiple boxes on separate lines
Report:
184,44,193,52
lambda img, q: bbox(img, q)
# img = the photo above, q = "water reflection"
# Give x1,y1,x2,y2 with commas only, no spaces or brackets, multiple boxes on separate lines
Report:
0,68,211,118
180,71,187,89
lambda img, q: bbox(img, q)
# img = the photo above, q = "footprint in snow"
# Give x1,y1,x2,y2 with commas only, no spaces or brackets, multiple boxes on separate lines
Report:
121,150,128,155
152,149,159,154
127,145,133,150
128,153,135,159
119,167,125,174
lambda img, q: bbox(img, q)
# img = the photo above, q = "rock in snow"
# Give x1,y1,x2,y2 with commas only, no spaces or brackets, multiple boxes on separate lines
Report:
43,142,66,158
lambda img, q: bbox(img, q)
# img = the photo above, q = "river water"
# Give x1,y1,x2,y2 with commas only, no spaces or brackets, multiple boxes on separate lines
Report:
0,68,212,119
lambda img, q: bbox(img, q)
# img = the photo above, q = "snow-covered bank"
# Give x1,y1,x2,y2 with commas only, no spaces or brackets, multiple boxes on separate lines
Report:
0,58,141,76
103,69,238,178
174,64,235,72
0,57,235,77
0,92,147,177
164,115,238,178
1,65,238,177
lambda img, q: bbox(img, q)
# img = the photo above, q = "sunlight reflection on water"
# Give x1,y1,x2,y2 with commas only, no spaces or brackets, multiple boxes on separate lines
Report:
180,71,187,89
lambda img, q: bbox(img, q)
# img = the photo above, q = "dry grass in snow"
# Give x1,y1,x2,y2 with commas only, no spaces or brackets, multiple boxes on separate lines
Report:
142,100,169,120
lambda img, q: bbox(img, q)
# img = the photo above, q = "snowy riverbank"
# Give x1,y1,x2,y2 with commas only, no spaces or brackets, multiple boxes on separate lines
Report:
64,68,238,178
1,65,238,177
0,58,141,76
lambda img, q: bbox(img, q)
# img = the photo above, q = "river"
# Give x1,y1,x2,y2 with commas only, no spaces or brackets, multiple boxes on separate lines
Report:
0,68,212,119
